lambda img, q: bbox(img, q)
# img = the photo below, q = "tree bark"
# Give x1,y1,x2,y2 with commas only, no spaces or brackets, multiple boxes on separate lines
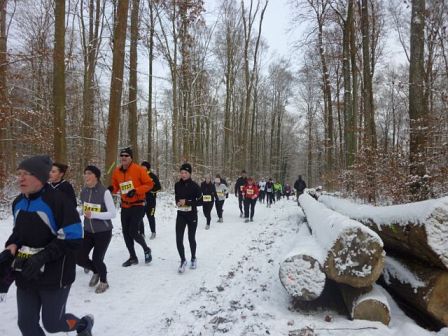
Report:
147,0,155,162
409,0,428,200
383,255,448,326
53,0,66,162
104,0,130,184
128,0,140,162
0,0,8,184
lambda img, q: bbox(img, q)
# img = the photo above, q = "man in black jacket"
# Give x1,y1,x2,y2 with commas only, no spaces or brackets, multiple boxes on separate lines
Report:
3,155,94,336
234,170,248,217
140,161,162,239
294,175,307,205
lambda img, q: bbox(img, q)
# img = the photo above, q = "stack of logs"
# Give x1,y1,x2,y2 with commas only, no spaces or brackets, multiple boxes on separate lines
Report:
280,192,448,329
279,192,391,325
319,195,448,329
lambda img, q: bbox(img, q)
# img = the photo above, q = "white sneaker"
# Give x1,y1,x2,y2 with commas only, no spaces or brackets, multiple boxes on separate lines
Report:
190,258,197,269
205,225,210,230
178,260,187,273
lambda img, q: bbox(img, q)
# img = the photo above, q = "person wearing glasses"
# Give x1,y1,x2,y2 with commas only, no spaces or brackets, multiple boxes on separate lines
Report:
111,147,154,267
2,155,94,336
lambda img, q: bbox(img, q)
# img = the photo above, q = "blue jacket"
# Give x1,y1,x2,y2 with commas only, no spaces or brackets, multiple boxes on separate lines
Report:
6,185,83,289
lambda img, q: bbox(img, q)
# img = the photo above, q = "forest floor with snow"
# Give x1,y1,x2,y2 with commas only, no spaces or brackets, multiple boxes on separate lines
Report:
0,193,447,335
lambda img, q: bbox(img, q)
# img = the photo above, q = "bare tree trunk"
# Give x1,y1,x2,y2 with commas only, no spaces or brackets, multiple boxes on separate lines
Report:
128,0,140,162
80,0,104,169
53,0,66,162
147,0,154,162
0,0,8,183
104,0,130,184
409,0,428,200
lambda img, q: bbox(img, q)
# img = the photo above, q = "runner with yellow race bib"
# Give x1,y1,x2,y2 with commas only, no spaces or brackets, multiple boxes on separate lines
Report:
200,175,216,230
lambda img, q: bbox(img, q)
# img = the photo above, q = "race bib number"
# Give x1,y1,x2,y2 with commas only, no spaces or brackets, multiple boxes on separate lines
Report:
267,188,272,192
203,195,212,202
246,189,254,195
83,202,101,213
178,205,192,212
119,181,134,194
216,192,224,197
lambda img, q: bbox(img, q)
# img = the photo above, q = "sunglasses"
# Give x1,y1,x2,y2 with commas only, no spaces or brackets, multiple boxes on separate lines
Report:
120,154,130,157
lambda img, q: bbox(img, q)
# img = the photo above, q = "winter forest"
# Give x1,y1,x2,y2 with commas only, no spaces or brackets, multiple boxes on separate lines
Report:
0,0,447,202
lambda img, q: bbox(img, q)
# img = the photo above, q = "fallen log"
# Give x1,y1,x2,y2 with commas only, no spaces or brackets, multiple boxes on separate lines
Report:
279,224,326,301
319,195,448,269
338,284,391,326
382,255,448,326
299,193,385,288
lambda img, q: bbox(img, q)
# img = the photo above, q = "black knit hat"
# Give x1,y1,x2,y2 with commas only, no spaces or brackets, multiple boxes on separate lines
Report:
180,163,192,174
120,147,133,158
18,155,52,184
141,161,151,170
84,165,101,180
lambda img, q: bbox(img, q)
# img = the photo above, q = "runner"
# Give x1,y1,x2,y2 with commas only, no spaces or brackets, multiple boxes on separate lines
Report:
4,155,94,336
234,170,248,217
111,147,154,267
174,163,202,273
78,165,116,294
200,175,216,230
140,161,162,239
214,175,229,222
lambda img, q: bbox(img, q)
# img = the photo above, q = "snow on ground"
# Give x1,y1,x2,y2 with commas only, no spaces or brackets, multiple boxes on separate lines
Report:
0,193,446,335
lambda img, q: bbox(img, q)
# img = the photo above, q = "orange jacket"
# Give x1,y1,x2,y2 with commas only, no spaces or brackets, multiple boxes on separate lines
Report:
112,162,154,208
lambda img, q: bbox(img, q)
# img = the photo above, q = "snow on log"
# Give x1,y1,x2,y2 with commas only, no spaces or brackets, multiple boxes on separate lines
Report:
279,224,326,301
319,195,448,269
299,192,385,288
339,284,391,326
382,255,448,326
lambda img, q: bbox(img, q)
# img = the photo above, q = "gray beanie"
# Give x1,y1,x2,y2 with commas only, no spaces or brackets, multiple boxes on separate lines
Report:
18,155,53,184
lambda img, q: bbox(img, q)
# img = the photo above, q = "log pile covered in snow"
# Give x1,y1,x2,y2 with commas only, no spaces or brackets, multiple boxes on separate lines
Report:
318,195,448,328
279,193,390,325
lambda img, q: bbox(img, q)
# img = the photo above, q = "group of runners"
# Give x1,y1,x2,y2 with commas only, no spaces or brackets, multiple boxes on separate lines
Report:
0,150,307,336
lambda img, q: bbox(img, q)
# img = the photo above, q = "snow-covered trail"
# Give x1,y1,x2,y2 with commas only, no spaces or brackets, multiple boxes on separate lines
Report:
0,194,444,335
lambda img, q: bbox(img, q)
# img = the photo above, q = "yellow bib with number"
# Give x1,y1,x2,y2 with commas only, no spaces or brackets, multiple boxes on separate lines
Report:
119,181,135,194
83,202,101,213
216,192,224,197
178,205,192,212
203,195,212,202
246,189,254,195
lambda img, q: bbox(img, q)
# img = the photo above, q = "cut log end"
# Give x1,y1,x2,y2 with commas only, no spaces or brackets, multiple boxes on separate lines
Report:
325,228,385,288
353,299,391,326
427,273,448,325
279,255,326,301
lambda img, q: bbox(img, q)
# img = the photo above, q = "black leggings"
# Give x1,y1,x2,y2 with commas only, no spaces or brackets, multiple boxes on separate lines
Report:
215,200,224,218
266,192,274,205
121,206,150,259
17,286,80,335
140,198,157,235
244,198,257,219
202,202,213,225
238,194,244,213
77,230,112,283
176,213,197,262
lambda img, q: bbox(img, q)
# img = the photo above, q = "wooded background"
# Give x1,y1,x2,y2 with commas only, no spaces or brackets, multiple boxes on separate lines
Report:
0,0,447,204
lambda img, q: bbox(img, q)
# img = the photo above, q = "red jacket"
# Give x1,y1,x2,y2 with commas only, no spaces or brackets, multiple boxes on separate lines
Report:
242,184,260,200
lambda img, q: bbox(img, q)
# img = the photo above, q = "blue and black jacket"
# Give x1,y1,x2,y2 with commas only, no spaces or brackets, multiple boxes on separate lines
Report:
5,184,83,289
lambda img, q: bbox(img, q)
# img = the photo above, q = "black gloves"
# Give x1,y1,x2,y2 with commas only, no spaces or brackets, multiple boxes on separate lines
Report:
0,250,14,267
226,193,229,199
107,185,114,193
127,189,136,198
21,253,46,280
